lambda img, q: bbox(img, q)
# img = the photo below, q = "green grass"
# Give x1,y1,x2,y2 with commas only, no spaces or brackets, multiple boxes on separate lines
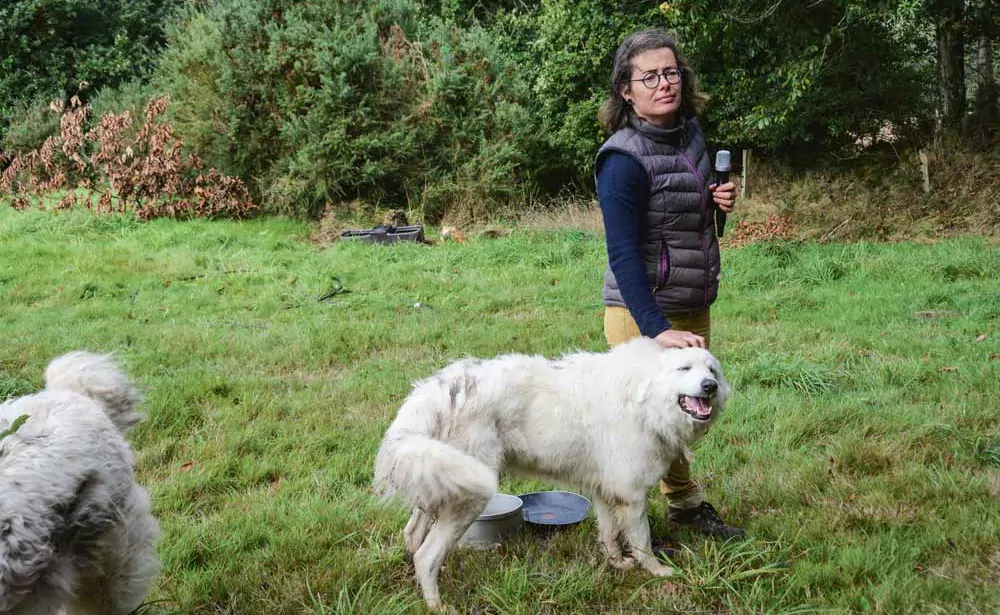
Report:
1,207,998,614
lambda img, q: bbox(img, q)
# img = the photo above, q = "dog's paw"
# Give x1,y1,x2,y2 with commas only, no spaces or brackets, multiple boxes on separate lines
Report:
428,601,459,615
645,562,675,577
607,554,637,571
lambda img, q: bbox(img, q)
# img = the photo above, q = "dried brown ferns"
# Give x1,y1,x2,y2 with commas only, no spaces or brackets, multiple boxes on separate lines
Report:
1,95,258,220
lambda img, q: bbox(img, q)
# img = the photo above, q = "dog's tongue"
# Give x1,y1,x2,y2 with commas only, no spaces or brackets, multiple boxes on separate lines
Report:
682,395,711,418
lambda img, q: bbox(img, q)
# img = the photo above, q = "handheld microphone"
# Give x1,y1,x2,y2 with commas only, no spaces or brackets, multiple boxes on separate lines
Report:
714,150,731,238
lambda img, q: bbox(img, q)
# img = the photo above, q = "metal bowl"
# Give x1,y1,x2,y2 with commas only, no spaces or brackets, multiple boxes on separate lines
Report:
518,491,591,528
458,493,524,549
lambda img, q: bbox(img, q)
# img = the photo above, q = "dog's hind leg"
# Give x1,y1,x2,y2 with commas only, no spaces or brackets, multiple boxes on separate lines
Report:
412,500,484,614
617,500,673,578
592,495,634,571
404,508,433,556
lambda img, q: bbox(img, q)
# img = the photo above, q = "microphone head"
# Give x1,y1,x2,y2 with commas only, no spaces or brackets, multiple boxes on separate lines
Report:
714,150,731,172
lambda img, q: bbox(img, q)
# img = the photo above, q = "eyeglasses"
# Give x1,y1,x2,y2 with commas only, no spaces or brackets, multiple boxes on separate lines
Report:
630,68,683,89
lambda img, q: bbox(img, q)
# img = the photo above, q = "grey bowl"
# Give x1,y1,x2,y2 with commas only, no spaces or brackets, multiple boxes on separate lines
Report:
457,493,524,549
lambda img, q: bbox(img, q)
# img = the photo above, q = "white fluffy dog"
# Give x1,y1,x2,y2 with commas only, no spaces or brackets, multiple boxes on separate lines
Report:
0,352,161,615
374,337,730,612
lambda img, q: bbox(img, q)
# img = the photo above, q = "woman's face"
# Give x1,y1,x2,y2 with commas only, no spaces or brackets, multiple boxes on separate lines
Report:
621,47,682,128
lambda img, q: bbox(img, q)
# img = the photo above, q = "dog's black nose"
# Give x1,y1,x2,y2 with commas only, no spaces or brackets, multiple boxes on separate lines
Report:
701,379,718,395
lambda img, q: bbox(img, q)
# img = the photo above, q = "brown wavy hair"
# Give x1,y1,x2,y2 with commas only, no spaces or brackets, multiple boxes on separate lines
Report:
598,29,709,133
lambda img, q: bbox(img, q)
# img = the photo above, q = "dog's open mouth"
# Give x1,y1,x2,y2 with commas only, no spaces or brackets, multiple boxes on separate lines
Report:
679,395,713,421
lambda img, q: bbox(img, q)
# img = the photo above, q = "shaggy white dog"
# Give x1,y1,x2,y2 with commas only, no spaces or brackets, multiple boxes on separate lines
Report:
0,352,160,615
373,337,731,612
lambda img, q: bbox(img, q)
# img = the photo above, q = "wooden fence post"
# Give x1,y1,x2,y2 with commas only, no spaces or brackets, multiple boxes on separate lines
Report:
741,149,752,199
918,150,931,194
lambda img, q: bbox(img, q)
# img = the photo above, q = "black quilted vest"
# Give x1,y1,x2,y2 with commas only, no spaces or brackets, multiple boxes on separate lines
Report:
596,114,721,313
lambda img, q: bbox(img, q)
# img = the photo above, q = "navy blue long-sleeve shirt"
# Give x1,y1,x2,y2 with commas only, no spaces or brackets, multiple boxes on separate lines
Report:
596,151,672,338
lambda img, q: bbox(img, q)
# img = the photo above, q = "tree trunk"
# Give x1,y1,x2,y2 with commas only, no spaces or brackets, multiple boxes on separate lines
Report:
975,36,998,128
935,0,966,133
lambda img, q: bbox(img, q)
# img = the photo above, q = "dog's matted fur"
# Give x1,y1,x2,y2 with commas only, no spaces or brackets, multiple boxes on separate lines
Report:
0,352,160,615
373,337,731,612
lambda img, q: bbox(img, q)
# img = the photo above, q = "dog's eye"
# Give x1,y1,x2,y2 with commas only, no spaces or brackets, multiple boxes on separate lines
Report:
678,366,691,372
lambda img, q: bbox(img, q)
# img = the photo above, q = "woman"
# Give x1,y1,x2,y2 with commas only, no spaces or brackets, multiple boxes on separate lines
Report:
595,28,743,540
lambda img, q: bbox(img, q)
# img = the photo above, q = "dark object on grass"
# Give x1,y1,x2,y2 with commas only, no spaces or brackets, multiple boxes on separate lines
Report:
317,277,349,302
519,490,591,532
668,501,746,539
650,534,680,560
339,224,425,244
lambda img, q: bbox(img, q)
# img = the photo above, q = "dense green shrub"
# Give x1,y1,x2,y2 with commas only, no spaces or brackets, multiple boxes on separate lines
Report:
154,0,547,219
0,0,183,148
0,98,62,156
494,0,656,182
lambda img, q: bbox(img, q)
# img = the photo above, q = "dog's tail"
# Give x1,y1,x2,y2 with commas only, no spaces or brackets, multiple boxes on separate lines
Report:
44,351,144,433
373,386,497,511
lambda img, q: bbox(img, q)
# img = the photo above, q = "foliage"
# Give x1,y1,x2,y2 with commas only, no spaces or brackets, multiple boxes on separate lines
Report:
0,415,29,440
1,0,996,219
154,0,546,219
1,96,257,220
495,0,656,182
0,98,62,157
441,0,941,168
0,0,183,145
625,1,933,154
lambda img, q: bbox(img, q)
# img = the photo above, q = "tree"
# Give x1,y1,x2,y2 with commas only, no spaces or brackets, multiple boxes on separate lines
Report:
926,0,967,132
967,0,999,135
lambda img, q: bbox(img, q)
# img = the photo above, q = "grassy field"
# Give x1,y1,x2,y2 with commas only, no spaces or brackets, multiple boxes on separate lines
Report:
1,206,998,615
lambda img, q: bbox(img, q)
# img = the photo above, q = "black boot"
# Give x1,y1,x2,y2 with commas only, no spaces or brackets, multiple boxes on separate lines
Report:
667,502,745,539
650,533,680,560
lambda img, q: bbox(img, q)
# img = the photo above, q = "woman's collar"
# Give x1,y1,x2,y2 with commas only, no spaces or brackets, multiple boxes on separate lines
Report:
628,113,686,143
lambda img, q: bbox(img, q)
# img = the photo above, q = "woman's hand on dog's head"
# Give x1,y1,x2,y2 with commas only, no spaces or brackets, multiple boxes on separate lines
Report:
653,329,706,349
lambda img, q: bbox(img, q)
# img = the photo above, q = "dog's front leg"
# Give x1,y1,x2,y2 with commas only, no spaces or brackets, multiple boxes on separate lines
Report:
617,500,673,577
